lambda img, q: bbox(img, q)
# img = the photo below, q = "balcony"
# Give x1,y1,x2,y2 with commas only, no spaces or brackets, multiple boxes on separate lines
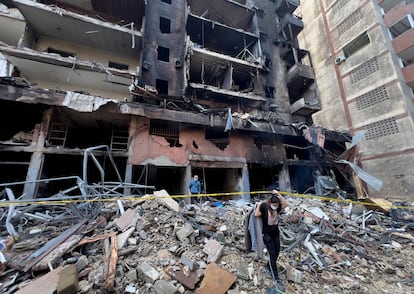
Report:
187,0,255,32
187,45,265,107
276,13,304,40
0,5,26,46
13,0,143,58
290,96,321,116
287,63,315,101
186,13,260,60
0,44,136,99
275,0,300,15
280,47,308,68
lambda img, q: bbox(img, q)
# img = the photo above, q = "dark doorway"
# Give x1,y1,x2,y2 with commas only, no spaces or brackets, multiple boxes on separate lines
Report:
133,165,185,196
289,165,314,194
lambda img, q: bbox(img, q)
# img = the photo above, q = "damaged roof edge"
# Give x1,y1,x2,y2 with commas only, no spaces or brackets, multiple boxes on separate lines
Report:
0,79,350,141
0,43,137,78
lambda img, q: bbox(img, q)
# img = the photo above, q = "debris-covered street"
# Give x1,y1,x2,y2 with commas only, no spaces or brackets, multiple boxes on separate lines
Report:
1,188,414,294
0,0,414,293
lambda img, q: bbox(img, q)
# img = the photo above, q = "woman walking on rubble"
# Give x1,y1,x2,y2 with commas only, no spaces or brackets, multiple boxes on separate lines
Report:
255,189,288,290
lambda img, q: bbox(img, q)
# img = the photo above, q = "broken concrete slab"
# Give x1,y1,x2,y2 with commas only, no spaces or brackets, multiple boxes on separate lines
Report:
168,269,199,290
15,266,62,294
117,226,135,249
154,189,180,212
57,264,78,294
114,208,137,231
197,263,237,294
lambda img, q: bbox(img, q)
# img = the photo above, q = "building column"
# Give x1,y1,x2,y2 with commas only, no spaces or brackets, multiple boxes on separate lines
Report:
124,117,137,195
124,163,133,195
279,163,291,193
184,165,192,204
23,151,44,199
241,164,251,202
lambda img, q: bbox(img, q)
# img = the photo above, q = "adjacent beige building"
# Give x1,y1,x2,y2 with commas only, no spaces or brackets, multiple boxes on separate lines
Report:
298,0,414,199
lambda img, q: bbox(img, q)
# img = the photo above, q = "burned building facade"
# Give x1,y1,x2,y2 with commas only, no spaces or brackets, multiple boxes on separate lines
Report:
0,0,350,200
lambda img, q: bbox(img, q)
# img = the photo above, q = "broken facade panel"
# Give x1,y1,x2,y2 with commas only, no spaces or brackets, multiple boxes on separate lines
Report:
0,0,351,200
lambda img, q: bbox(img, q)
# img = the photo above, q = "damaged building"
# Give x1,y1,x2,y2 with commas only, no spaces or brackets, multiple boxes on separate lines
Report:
0,0,352,200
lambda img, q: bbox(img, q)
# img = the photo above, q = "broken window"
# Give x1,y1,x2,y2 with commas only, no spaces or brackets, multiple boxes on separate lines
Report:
260,32,268,42
289,165,314,193
265,85,275,98
205,127,229,150
283,136,310,160
160,17,171,33
343,32,370,58
248,165,280,191
149,119,180,147
256,9,265,18
156,79,169,95
157,46,170,62
0,152,31,196
46,47,76,58
108,61,129,70
0,100,44,142
254,134,273,150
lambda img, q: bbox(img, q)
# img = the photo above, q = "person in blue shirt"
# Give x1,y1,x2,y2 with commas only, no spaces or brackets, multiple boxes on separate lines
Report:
188,175,201,203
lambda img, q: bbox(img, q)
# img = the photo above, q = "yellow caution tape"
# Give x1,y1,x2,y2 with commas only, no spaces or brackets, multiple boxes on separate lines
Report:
0,190,413,210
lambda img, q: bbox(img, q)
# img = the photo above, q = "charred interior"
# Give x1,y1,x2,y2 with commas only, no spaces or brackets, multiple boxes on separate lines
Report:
38,0,145,29
0,0,353,201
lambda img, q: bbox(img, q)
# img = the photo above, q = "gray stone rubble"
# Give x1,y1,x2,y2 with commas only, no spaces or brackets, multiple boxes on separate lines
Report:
1,191,414,293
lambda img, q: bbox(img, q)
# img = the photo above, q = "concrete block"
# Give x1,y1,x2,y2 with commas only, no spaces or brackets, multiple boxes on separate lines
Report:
138,262,160,283
153,280,177,294
126,269,137,281
179,255,196,271
57,265,79,294
203,239,224,263
176,223,194,241
286,266,303,283
236,263,250,280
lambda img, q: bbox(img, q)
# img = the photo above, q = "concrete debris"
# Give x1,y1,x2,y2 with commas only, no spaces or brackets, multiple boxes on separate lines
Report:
1,190,414,293
197,263,236,294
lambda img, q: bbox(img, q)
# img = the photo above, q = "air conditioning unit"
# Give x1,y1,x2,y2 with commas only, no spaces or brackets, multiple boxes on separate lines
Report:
335,55,346,65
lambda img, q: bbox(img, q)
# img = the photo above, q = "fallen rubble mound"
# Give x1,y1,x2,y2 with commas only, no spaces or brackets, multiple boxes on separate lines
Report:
1,190,414,293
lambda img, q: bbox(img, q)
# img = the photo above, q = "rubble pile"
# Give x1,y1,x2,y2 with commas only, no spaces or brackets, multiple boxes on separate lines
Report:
1,190,414,293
